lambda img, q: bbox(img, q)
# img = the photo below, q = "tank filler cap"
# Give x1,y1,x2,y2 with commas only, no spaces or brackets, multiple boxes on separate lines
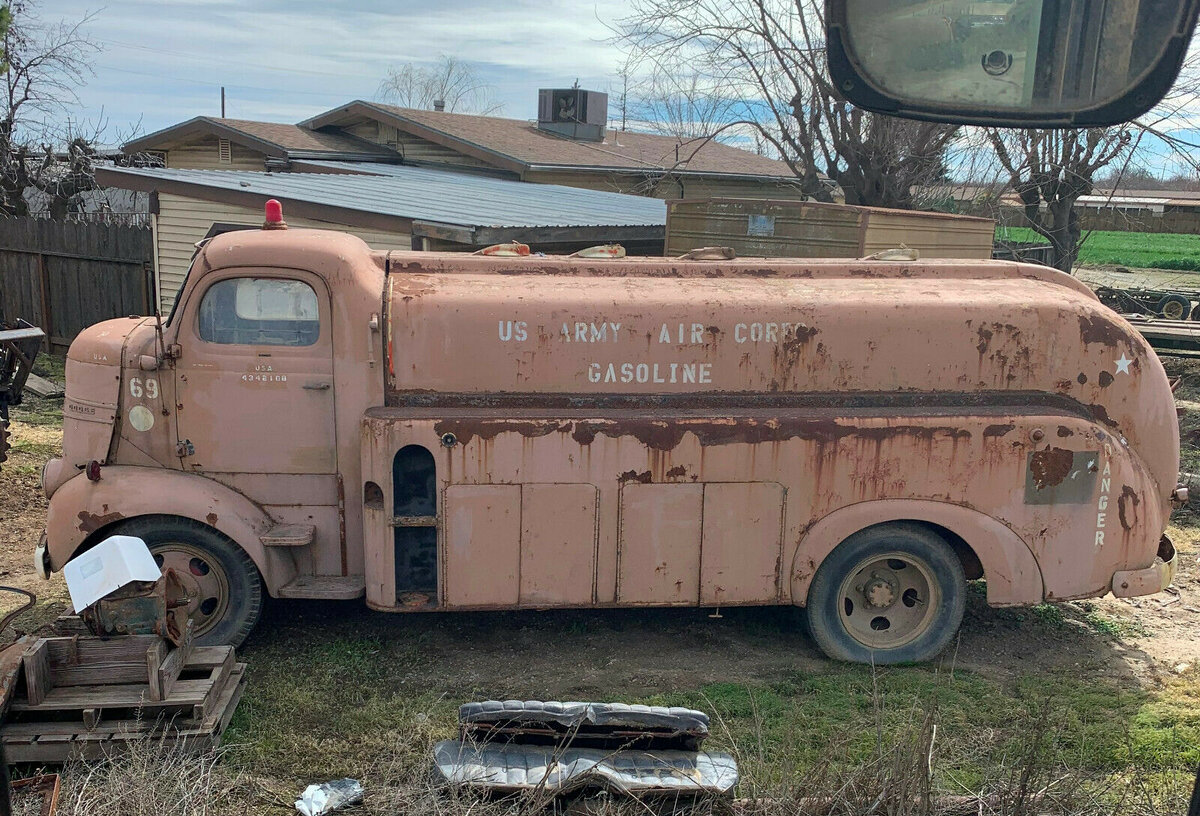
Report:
262,199,287,230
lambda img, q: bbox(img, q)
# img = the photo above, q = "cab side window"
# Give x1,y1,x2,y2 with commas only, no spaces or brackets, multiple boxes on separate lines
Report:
198,278,320,346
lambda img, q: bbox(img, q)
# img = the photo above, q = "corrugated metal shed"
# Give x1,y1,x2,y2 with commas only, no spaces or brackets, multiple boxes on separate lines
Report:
100,164,666,229
666,198,995,260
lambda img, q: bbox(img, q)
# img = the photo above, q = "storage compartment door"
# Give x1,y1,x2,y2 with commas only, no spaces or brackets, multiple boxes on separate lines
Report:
443,485,520,607
700,482,785,605
617,484,703,605
519,484,598,606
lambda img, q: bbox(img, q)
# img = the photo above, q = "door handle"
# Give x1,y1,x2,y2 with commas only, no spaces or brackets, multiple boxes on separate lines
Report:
303,382,331,391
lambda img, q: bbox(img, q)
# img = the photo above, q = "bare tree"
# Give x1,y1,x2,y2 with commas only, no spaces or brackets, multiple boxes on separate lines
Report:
987,128,1133,273
1,1,101,218
613,0,959,208
0,5,11,73
378,55,502,115
984,44,1200,274
621,59,741,141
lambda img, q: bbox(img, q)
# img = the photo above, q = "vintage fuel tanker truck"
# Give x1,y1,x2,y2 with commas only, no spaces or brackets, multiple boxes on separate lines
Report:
34,204,1182,663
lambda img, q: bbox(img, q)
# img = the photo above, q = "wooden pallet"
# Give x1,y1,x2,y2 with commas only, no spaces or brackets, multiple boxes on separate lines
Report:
0,628,246,764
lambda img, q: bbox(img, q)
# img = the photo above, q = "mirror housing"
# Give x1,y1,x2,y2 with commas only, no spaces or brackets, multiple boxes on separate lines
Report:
826,0,1200,127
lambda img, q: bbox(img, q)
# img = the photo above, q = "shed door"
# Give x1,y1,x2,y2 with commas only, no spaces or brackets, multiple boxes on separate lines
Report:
175,272,336,474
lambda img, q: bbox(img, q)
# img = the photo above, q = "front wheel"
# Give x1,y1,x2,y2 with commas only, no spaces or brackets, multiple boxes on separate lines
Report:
108,516,263,647
805,523,965,664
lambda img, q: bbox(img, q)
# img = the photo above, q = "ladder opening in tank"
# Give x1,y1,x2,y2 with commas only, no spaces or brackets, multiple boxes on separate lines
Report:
392,445,438,601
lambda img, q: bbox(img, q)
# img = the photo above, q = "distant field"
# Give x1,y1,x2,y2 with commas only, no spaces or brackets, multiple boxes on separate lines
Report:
996,226,1200,271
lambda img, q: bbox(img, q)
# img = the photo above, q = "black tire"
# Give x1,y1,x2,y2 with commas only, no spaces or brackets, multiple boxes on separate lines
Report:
1157,294,1191,321
805,523,965,665
109,515,263,647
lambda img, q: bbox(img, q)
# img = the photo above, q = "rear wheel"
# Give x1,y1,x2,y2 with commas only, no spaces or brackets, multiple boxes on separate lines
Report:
805,523,965,664
108,516,262,647
1158,294,1191,320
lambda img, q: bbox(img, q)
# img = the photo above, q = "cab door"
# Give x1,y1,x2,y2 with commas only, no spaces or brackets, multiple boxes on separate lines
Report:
174,271,336,474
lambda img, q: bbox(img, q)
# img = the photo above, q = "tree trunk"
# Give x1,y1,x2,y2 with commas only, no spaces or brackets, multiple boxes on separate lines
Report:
48,197,70,221
1044,200,1080,274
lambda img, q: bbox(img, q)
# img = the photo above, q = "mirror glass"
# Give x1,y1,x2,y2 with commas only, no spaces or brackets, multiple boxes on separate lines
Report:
838,0,1189,118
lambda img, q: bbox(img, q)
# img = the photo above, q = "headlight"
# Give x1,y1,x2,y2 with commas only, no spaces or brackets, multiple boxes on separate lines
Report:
41,457,67,499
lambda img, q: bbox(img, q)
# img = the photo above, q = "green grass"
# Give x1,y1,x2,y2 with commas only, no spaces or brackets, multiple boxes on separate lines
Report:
996,226,1200,271
216,601,1200,811
31,352,65,383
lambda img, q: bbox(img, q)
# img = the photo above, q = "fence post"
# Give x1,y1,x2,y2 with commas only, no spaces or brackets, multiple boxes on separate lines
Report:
36,253,52,343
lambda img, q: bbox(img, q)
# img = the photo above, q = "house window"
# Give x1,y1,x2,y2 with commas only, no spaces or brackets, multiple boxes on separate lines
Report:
218,138,232,164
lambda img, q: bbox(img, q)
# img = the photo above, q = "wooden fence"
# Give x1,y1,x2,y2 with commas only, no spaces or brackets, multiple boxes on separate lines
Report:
982,205,1200,235
0,217,154,353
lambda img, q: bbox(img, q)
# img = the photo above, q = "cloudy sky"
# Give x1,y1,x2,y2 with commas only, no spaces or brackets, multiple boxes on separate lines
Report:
51,0,630,139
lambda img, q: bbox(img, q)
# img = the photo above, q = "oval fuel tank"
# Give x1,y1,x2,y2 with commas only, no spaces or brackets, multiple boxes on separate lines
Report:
384,253,1177,499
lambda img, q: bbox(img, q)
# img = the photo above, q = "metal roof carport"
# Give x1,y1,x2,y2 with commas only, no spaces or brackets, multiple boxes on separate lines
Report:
95,164,668,252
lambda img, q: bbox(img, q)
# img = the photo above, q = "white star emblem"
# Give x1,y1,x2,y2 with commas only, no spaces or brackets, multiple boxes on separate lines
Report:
1115,354,1132,374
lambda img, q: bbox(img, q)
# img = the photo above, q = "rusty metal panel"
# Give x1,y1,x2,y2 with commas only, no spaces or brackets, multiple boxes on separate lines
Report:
519,484,597,605
444,485,520,607
1024,448,1101,505
665,199,864,258
700,482,784,604
617,484,703,604
861,208,995,259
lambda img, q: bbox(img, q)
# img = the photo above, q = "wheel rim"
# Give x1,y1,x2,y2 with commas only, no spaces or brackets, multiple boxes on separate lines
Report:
151,542,231,638
836,551,941,650
1163,300,1186,320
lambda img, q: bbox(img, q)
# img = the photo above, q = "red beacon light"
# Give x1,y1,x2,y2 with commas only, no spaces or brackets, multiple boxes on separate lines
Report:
262,198,287,230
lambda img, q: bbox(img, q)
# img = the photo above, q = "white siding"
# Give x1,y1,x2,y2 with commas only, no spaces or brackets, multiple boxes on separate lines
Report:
155,193,410,311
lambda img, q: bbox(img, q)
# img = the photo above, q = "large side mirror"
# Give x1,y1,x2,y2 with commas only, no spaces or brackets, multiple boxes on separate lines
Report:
826,0,1200,127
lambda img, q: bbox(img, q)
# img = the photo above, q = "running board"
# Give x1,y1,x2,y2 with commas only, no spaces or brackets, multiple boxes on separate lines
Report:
277,575,365,600
260,524,315,547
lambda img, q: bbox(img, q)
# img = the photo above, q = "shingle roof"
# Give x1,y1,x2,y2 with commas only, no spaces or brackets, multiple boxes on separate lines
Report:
123,117,396,160
303,101,803,178
97,164,667,229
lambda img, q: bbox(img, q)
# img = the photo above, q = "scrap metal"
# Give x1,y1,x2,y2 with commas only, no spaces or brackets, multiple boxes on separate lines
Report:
435,700,737,798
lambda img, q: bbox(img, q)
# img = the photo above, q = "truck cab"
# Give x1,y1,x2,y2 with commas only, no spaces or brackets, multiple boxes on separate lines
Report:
36,208,1180,663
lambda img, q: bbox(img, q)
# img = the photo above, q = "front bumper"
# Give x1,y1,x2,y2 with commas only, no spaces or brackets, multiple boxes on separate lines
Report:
1111,535,1177,598
33,531,50,580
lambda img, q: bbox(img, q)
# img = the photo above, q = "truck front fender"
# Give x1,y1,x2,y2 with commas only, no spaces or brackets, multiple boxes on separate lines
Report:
45,466,294,593
790,500,1045,606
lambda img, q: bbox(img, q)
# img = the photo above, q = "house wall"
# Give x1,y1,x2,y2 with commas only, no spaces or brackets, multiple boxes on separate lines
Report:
154,193,410,311
343,120,496,169
164,136,269,170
